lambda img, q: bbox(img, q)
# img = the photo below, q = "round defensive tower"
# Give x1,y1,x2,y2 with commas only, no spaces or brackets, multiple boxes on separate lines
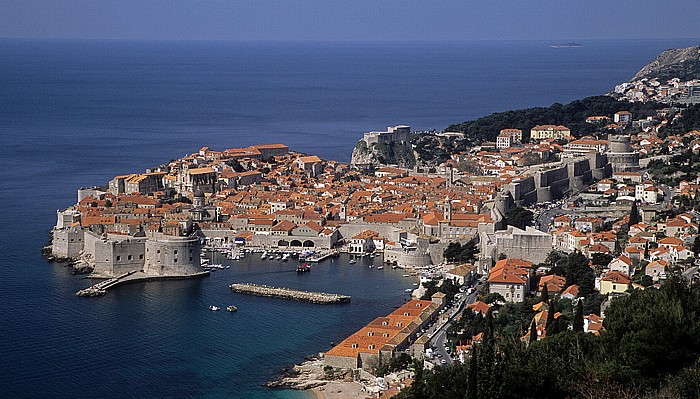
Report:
606,135,639,173
143,235,201,276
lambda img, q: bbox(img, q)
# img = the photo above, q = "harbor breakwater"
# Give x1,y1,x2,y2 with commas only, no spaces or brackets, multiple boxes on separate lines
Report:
230,283,351,304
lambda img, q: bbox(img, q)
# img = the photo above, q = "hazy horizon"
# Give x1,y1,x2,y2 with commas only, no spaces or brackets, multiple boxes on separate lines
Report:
3,1,700,42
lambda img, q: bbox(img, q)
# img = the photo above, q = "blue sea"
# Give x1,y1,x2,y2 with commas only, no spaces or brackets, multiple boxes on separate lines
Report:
0,38,697,398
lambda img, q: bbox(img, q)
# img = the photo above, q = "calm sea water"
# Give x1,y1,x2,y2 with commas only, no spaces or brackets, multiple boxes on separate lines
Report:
0,38,697,398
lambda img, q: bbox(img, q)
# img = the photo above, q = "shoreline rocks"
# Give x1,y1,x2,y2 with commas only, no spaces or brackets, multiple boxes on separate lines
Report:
266,354,354,391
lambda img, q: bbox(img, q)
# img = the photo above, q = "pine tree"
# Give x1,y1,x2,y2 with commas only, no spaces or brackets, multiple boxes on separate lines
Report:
529,319,538,345
573,299,584,332
540,283,549,303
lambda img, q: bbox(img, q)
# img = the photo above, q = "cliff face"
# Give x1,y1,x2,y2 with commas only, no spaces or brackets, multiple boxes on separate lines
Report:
632,45,700,81
350,139,416,168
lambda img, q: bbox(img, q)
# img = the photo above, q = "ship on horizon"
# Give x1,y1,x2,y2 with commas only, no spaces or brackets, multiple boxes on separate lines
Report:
549,42,584,48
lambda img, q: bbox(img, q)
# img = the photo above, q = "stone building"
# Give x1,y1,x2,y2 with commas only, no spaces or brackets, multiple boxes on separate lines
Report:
324,294,444,371
361,125,411,146
607,135,640,173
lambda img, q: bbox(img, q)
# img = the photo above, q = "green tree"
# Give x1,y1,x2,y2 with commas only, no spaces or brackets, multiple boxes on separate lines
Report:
545,301,556,336
540,284,549,303
572,299,584,333
628,200,640,227
504,206,534,230
529,320,538,345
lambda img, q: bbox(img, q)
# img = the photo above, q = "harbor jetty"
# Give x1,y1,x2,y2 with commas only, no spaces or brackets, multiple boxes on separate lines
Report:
305,250,339,263
76,270,209,297
230,283,351,304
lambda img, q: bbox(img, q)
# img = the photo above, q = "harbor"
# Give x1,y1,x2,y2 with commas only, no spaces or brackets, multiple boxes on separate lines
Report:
230,283,351,304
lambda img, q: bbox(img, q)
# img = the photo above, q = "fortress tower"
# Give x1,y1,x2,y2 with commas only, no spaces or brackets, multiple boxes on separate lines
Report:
607,135,639,173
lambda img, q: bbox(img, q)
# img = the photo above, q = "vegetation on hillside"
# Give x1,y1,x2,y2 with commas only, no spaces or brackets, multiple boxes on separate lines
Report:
443,96,664,145
396,275,700,399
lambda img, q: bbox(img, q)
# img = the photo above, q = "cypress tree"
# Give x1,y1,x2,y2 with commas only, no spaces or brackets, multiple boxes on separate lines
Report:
540,283,549,303
628,201,640,227
545,301,556,336
467,346,478,399
529,319,538,345
573,299,584,332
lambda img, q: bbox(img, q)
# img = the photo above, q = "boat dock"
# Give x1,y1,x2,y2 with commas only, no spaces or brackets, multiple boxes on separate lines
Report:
230,283,350,304
305,250,339,263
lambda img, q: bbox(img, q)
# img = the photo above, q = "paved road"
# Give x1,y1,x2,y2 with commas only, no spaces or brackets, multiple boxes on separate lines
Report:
427,280,484,366
536,204,566,232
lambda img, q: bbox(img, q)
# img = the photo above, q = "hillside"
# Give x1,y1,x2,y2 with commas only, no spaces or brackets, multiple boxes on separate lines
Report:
632,45,700,81
443,96,662,144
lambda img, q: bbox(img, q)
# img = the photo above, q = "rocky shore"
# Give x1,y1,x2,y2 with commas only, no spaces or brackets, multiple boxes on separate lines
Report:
43,245,93,274
267,355,367,399
266,355,351,390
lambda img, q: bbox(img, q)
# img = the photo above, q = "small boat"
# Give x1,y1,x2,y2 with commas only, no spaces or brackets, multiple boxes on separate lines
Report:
225,265,231,269
297,263,311,272
276,254,283,260
392,265,398,269
368,265,374,269
413,283,418,286
349,259,357,264
403,274,410,277
377,266,384,270
226,305,237,312
405,289,413,293
282,254,290,262
209,305,220,311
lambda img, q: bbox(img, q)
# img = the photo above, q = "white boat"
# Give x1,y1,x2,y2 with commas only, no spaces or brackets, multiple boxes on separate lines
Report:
226,305,237,312
349,259,357,264
368,265,374,269
282,254,290,262
377,266,384,270
209,305,220,311
405,289,413,293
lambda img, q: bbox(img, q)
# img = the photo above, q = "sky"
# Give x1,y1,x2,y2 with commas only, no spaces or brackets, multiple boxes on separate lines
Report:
2,0,700,42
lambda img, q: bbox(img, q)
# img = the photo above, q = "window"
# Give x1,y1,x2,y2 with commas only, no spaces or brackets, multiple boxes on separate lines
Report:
139,254,143,260
174,259,178,263
128,255,132,261
174,250,178,255
116,256,121,261
368,345,374,350
157,249,161,254
351,343,358,348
